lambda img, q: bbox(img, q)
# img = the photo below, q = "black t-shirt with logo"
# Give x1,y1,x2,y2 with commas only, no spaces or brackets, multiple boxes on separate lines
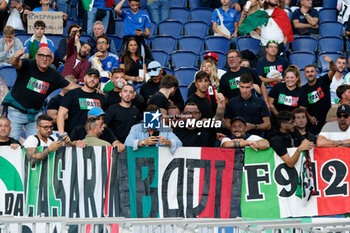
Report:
11,59,69,110
186,93,214,119
105,104,141,143
268,83,307,113
219,67,262,100
60,88,105,133
256,57,290,86
302,74,331,123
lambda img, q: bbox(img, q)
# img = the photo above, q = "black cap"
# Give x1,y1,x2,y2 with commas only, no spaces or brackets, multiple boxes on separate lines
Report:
231,116,246,125
85,68,100,78
337,104,350,115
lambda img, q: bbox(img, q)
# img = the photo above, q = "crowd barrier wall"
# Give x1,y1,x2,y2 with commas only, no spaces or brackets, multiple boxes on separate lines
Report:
0,146,349,221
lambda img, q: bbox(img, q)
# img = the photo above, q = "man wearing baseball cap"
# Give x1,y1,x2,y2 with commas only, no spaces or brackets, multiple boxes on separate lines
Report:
140,61,184,110
221,116,269,150
57,68,106,135
317,104,350,147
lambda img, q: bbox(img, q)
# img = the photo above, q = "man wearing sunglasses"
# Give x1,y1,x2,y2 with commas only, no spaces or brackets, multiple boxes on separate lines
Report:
24,114,68,164
317,104,350,148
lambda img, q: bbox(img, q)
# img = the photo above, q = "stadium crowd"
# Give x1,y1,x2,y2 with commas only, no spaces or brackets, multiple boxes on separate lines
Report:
0,0,350,166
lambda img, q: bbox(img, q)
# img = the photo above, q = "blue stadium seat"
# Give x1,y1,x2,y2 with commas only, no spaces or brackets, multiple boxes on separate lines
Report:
172,51,198,69
115,20,124,38
183,21,209,39
169,0,187,8
179,84,189,101
319,8,337,23
205,36,230,54
189,0,200,8
318,36,343,52
178,36,204,55
236,36,260,55
151,35,177,54
16,33,30,45
0,66,17,88
318,51,344,72
319,21,343,36
150,21,157,37
163,67,173,75
107,35,123,51
190,7,213,25
152,49,169,67
174,67,198,86
79,34,93,44
322,0,337,9
158,20,183,38
168,8,190,24
289,51,316,70
200,50,226,69
292,35,317,52
46,34,65,51
300,69,308,86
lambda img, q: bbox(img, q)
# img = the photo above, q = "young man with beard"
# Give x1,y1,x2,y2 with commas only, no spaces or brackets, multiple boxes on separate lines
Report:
219,50,268,105
62,27,92,83
221,117,269,150
292,108,317,144
330,57,347,105
317,104,350,147
105,84,141,146
104,68,145,111
89,35,119,83
82,117,111,146
326,85,350,122
57,69,106,135
140,61,184,110
302,56,336,134
148,74,179,114
270,111,314,168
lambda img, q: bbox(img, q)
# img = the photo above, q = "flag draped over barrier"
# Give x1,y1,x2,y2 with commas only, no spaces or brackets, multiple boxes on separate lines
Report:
0,146,350,219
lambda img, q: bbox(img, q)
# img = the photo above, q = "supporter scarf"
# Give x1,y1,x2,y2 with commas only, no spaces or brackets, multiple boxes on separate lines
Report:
82,0,114,11
28,34,48,60
239,8,294,43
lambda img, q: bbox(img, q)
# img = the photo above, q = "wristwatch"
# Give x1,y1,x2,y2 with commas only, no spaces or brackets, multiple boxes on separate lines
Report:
141,140,145,146
303,12,307,17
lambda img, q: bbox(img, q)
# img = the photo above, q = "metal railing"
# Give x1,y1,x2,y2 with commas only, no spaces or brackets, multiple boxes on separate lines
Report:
1,217,350,233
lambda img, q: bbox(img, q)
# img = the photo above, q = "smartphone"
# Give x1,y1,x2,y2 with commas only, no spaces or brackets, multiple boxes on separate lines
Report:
57,135,64,142
152,130,159,137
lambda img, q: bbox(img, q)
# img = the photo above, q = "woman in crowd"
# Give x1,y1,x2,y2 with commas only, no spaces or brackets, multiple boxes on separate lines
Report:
119,37,146,84
268,65,307,117
188,60,219,111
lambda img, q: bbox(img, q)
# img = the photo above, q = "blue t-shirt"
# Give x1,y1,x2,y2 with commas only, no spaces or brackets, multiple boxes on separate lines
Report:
211,7,239,35
121,9,152,36
292,8,319,34
32,7,56,12
24,38,55,55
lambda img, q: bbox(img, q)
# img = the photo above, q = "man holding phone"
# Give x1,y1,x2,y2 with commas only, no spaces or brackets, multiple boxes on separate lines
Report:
24,114,72,164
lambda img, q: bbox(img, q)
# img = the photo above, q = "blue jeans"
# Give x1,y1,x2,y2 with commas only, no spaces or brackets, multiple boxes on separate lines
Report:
56,0,70,15
7,106,41,140
87,8,110,35
147,0,169,24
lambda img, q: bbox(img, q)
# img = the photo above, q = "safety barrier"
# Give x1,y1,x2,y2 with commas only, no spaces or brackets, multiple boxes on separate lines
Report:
2,217,350,233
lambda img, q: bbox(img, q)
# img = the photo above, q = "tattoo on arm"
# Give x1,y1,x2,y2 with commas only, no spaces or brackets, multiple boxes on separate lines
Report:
25,147,51,164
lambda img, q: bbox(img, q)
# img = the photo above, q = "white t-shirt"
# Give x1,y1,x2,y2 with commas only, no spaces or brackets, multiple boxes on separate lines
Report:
330,75,344,105
260,9,285,46
319,121,350,141
23,135,57,148
220,134,263,147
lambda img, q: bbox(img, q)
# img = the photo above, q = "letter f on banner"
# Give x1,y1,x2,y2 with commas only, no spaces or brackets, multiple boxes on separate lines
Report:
244,164,270,201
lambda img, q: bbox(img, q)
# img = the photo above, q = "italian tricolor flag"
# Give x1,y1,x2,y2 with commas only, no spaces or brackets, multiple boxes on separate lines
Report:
82,0,114,11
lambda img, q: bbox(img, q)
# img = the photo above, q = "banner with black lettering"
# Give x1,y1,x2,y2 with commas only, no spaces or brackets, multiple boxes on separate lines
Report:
241,147,350,218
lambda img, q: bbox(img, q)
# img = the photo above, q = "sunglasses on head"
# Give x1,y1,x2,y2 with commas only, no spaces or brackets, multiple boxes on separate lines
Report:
147,67,161,72
337,113,349,119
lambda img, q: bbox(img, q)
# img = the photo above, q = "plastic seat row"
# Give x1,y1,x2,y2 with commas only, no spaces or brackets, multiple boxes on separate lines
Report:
293,35,344,53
